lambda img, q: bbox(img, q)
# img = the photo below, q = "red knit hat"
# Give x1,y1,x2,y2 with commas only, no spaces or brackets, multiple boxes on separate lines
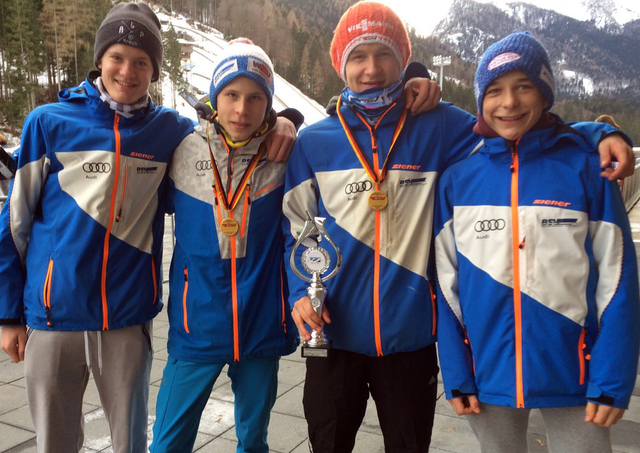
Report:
330,1,411,81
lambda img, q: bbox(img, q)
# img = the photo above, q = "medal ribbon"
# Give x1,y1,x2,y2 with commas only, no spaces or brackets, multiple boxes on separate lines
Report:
206,123,266,213
336,96,407,186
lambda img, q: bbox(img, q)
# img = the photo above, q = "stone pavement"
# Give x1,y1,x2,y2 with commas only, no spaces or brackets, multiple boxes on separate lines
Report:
1,214,640,453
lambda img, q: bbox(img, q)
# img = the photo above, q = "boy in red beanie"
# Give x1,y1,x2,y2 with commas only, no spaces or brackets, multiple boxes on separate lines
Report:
283,2,634,452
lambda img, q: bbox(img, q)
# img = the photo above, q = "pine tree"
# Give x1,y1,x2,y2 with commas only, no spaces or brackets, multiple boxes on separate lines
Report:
0,0,45,131
163,25,183,109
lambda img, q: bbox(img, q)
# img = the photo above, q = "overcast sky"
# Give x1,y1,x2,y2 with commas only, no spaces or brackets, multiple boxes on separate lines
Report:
376,0,640,37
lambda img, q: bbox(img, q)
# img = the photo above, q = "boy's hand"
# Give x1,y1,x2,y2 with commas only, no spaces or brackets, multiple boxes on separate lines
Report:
265,117,296,162
291,296,331,342
1,325,27,363
585,402,625,427
598,134,634,181
448,395,481,415
404,78,441,116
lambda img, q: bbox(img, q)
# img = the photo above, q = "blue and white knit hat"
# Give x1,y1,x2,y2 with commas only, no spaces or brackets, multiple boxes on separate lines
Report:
475,31,555,114
209,38,274,112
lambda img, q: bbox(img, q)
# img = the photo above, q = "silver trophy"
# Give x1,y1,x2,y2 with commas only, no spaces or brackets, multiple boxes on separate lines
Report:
290,212,342,358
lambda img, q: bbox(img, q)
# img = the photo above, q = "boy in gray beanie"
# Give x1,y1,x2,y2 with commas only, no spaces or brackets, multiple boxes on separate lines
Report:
0,4,300,453
435,31,639,453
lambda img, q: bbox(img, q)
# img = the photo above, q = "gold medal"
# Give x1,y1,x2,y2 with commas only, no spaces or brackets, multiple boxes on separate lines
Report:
220,217,239,236
368,190,388,211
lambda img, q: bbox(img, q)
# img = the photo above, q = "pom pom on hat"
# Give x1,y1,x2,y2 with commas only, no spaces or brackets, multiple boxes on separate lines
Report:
330,1,411,81
475,31,555,114
209,38,275,113
94,2,163,82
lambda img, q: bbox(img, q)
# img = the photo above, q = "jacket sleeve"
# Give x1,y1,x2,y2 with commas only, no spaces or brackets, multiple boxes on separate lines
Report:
570,121,632,150
434,168,477,398
282,135,318,310
0,110,50,325
439,103,482,168
585,162,640,409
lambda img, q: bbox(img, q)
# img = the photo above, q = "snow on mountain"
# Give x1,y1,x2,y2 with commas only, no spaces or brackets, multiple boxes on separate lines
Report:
386,0,640,37
155,10,326,129
471,0,640,28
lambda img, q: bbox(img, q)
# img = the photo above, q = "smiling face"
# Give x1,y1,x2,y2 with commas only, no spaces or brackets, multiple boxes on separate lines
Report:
482,70,548,141
98,44,154,105
344,43,402,93
216,76,269,142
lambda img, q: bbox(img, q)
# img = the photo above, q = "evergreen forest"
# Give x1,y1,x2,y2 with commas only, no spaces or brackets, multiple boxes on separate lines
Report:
0,0,638,144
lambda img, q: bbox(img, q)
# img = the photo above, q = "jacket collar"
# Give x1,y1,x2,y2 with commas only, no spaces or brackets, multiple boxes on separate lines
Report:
338,96,406,131
480,114,591,163
57,71,153,124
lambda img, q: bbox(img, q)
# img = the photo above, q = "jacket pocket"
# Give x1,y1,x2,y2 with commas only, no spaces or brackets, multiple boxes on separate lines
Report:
43,259,54,327
578,327,588,385
182,267,190,334
151,254,158,305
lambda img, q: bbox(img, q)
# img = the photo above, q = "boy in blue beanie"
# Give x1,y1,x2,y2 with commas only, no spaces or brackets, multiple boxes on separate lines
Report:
435,31,640,453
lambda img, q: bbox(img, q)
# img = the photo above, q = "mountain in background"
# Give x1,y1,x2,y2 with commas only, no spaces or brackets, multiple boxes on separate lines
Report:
1,0,638,142
433,0,640,99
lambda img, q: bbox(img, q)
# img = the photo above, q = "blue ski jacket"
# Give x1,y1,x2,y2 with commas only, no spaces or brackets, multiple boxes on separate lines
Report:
165,117,297,362
435,121,640,409
0,74,194,331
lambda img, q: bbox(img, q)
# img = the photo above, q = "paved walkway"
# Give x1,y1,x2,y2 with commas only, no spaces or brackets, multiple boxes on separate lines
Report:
1,212,640,453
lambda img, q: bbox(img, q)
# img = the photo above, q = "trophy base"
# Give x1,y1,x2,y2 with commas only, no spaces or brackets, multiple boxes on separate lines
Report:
301,341,332,358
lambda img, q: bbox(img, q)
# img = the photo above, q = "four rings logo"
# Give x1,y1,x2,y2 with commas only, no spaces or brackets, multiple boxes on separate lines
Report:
195,160,212,171
83,162,111,173
345,180,373,194
475,219,506,232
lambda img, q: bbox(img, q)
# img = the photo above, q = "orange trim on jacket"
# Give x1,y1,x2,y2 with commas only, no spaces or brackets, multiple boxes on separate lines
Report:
510,139,525,408
43,259,54,327
100,114,122,331
183,267,190,333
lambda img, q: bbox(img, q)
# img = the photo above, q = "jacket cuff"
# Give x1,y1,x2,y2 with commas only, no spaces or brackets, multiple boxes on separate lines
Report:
446,378,477,399
0,318,24,326
586,382,627,409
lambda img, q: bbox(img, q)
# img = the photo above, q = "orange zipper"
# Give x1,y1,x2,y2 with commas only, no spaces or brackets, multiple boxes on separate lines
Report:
151,255,157,304
578,327,587,385
428,280,437,336
101,114,122,330
43,259,54,327
231,213,240,361
182,267,190,333
462,325,476,376
280,262,287,335
510,140,525,408
372,132,383,357
116,167,128,222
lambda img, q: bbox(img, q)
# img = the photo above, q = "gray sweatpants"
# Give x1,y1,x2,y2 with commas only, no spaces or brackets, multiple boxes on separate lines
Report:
24,323,153,453
466,403,612,453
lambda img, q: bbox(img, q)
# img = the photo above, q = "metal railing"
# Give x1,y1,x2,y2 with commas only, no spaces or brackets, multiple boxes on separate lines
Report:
623,148,640,212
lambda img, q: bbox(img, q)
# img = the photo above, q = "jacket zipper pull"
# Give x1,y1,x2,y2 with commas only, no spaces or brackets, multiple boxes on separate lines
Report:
519,238,526,249
45,307,53,327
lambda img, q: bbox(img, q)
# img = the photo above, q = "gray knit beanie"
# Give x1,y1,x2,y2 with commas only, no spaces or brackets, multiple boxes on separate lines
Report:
94,2,163,82
475,31,555,114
